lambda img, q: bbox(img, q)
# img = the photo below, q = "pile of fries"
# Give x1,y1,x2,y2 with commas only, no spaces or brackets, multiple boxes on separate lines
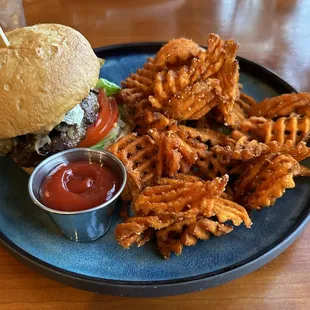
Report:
109,34,310,258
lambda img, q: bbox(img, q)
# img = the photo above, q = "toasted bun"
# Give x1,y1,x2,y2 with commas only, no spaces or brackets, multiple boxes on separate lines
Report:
0,24,100,139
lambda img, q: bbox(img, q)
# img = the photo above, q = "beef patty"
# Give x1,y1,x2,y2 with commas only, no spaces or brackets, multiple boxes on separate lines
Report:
12,91,99,167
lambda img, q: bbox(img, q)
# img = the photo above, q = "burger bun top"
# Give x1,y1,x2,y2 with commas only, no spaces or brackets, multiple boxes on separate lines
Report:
0,24,100,139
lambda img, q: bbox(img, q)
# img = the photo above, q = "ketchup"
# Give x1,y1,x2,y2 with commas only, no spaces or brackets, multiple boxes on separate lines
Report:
40,161,119,212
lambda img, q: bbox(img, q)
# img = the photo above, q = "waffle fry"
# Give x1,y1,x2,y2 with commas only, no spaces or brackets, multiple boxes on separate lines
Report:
194,150,235,180
223,92,256,127
151,79,222,120
201,197,252,228
267,140,310,161
148,127,208,177
158,131,183,177
149,34,226,109
215,40,240,126
212,134,310,164
227,101,247,126
189,33,226,83
249,116,310,145
238,92,257,112
172,173,202,182
212,135,269,161
234,153,300,209
115,209,199,249
249,93,310,118
108,133,159,197
116,174,242,254
157,217,233,258
111,35,310,259
226,140,310,176
134,98,153,113
120,57,156,106
119,192,249,257
135,110,172,133
299,165,310,176
162,132,197,176
178,125,234,146
155,38,203,69
132,175,228,216
156,175,229,199
222,187,234,200
238,116,269,134
150,66,192,108
286,142,310,161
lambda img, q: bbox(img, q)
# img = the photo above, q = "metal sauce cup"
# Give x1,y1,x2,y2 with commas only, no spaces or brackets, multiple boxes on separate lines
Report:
28,148,126,242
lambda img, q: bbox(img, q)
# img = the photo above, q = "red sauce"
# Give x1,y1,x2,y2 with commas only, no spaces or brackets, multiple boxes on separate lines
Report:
40,161,119,212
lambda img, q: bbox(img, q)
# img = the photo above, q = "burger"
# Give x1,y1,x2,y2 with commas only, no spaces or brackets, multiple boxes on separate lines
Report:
0,24,128,173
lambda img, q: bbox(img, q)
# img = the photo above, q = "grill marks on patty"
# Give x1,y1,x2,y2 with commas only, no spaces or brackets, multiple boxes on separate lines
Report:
12,91,99,167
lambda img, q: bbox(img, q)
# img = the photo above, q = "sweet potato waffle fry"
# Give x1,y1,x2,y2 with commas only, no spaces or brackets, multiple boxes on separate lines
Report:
115,209,199,249
228,102,247,127
249,93,310,118
178,125,234,146
299,165,310,176
111,34,310,258
224,92,257,127
241,115,310,145
215,40,240,126
108,133,159,199
157,131,198,176
154,38,203,69
135,110,172,133
267,140,310,162
238,92,257,111
233,153,300,210
201,197,252,228
148,34,226,109
132,175,228,216
120,57,156,106
194,150,234,180
152,79,222,120
157,217,233,258
212,134,269,161
116,174,251,257
148,126,208,177
150,66,192,107
188,33,226,83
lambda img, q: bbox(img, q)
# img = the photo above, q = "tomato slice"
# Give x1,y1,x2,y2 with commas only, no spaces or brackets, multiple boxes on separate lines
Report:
79,90,119,147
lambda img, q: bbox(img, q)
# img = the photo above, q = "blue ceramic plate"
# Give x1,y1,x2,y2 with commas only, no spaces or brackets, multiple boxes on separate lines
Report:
0,43,309,297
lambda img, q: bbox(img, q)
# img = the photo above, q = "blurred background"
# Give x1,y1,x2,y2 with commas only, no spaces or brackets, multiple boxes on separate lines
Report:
1,0,309,91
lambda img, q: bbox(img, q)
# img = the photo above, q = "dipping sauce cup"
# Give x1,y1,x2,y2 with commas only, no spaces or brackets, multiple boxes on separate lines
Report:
28,148,126,242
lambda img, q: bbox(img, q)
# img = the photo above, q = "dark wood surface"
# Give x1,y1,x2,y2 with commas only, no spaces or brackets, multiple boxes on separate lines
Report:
0,0,309,308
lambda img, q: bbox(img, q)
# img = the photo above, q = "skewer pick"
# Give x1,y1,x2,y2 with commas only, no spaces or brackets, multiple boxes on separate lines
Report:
0,27,10,48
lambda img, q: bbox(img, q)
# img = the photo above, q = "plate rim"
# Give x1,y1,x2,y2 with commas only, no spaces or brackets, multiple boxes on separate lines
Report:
0,42,309,296
1,205,309,296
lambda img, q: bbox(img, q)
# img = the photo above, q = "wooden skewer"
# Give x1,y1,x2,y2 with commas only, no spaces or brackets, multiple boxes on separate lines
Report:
0,27,10,48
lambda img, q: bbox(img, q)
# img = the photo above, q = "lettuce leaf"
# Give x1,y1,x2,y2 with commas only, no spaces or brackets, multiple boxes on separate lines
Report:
96,78,120,96
90,115,132,150
90,126,119,150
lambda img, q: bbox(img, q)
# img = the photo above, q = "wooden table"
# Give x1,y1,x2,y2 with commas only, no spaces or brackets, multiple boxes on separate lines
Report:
1,0,310,308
